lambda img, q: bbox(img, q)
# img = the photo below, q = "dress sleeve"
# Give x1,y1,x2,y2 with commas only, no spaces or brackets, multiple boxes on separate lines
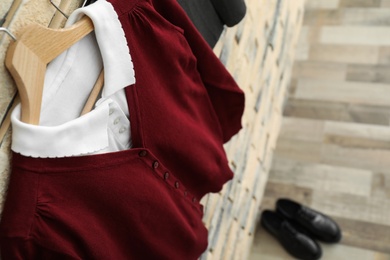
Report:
151,0,245,143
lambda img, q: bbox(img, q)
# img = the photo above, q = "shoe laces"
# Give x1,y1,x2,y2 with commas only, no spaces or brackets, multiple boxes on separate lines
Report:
297,207,317,222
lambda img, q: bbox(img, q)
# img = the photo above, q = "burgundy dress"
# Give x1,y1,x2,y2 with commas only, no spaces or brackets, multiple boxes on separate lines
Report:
0,0,245,259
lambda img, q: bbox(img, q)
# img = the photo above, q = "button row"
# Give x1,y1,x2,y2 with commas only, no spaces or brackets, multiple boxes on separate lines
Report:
137,149,199,206
107,102,130,139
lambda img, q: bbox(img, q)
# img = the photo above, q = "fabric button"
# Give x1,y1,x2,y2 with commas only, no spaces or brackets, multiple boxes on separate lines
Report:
192,197,197,203
109,108,114,115
114,118,120,125
153,161,159,169
138,150,147,157
119,127,126,134
175,181,180,189
184,191,188,196
164,172,169,180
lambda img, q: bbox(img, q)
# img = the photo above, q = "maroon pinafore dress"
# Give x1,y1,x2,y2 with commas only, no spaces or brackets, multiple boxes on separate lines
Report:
0,0,245,259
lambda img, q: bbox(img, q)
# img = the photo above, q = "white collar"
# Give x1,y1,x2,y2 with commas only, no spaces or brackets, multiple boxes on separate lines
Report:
66,0,135,97
11,0,134,158
11,100,112,158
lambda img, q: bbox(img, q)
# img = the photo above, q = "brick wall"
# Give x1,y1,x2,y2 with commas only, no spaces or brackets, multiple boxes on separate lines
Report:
201,1,304,259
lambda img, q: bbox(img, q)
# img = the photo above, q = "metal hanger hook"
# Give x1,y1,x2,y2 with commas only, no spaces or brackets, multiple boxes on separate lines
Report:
0,27,16,41
50,0,69,19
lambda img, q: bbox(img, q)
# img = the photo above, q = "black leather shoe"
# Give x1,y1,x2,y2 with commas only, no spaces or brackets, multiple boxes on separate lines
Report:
261,210,322,260
276,198,342,243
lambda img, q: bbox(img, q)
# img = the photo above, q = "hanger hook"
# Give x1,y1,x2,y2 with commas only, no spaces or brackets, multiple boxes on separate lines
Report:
49,0,69,19
0,27,16,41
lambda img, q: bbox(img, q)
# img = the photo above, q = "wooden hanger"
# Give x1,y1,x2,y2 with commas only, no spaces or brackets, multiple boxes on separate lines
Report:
5,16,97,125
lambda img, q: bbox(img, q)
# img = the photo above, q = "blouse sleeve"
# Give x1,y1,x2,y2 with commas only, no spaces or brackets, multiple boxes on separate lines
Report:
151,0,245,143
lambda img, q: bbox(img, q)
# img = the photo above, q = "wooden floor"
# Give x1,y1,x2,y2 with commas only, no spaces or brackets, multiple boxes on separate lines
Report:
249,0,390,259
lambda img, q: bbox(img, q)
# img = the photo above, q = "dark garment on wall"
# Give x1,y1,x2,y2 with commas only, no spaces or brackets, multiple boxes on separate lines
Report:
211,0,247,26
177,0,246,47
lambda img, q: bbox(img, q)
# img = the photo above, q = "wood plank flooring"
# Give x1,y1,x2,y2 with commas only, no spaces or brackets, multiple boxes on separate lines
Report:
249,0,390,259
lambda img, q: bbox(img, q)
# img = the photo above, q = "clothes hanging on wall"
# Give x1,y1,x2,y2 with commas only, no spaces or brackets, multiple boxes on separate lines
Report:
0,0,245,259
177,0,246,47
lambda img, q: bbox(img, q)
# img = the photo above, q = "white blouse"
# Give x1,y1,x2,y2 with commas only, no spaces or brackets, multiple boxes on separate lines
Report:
11,0,135,158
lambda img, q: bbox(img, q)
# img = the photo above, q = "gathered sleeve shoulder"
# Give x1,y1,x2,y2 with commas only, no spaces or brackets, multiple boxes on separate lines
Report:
153,0,245,142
